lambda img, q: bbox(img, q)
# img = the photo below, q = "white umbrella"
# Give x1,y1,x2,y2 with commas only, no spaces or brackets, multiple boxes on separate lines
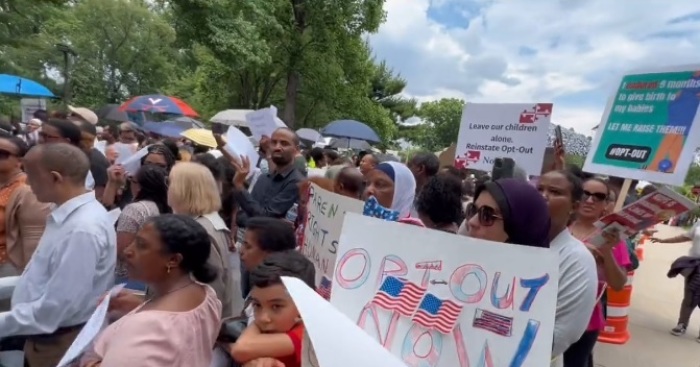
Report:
210,109,286,128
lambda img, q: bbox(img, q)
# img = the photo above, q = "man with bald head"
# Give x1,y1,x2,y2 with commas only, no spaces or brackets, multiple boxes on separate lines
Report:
0,143,116,367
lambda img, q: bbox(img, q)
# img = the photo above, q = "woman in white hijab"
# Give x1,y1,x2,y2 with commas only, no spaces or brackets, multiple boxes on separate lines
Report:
362,161,418,220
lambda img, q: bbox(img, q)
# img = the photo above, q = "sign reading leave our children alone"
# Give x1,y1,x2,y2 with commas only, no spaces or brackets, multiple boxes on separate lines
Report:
455,103,552,175
330,213,558,367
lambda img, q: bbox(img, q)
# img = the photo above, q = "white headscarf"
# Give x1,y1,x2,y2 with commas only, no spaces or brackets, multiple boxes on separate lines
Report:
377,161,416,218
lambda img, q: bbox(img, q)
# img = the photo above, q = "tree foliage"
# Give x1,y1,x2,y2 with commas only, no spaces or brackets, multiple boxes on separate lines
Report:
0,0,412,145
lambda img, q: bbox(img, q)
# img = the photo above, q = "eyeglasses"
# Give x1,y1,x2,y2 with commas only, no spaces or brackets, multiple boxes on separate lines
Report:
582,190,608,203
466,203,503,227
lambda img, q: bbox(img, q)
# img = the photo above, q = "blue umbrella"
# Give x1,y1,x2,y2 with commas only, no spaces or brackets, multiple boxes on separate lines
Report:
320,119,381,144
0,74,55,98
143,121,186,138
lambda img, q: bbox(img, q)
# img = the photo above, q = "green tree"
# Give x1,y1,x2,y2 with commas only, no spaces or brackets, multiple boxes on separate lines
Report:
410,98,464,152
40,0,179,107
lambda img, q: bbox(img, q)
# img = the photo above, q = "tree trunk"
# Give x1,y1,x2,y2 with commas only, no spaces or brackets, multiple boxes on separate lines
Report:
283,70,299,128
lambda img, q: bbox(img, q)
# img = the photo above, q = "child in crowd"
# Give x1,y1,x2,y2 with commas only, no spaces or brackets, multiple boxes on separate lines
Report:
229,250,315,367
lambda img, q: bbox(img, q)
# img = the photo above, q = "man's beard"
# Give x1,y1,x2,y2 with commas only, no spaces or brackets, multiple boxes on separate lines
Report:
271,155,290,166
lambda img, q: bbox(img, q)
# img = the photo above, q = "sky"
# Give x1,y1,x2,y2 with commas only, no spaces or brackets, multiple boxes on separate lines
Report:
369,0,700,134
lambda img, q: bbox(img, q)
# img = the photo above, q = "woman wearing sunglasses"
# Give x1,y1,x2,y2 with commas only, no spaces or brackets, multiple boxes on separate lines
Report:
466,178,551,248
563,178,631,367
537,170,598,367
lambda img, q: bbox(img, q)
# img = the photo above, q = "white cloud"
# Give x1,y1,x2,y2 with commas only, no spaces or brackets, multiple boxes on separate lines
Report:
371,0,700,134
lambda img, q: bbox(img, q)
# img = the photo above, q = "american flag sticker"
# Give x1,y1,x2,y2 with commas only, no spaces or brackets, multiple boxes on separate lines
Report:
371,276,427,317
412,293,463,334
472,308,514,337
317,276,332,300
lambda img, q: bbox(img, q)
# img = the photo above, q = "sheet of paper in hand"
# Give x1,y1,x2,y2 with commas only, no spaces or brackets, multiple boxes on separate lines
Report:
282,276,408,367
56,284,126,367
588,186,697,247
331,213,559,367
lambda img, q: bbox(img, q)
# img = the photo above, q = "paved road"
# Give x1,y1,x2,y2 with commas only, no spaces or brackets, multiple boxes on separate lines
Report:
595,224,700,367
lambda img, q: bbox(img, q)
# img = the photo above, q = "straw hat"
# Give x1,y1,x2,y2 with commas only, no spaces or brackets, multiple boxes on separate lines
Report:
180,128,217,148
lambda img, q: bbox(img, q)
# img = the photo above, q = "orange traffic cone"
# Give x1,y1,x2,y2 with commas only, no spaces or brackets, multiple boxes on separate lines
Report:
598,270,634,344
636,234,648,261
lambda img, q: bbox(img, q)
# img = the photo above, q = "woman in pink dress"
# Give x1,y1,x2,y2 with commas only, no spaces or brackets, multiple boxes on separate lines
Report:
82,214,222,367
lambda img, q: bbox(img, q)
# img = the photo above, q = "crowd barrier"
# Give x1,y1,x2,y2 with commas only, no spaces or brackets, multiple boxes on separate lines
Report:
598,270,635,344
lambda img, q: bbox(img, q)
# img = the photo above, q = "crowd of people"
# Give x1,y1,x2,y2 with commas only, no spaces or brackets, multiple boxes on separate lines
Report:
0,105,683,367
546,124,591,157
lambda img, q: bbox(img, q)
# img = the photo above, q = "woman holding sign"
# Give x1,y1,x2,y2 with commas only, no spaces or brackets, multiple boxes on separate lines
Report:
564,178,631,367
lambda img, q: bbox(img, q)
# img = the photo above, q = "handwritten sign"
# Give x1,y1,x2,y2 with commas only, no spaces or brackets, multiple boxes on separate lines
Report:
455,103,552,175
331,213,558,367
588,186,697,246
57,284,126,367
300,184,364,293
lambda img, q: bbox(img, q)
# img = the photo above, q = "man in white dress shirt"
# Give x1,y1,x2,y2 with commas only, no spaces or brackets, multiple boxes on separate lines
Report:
0,143,116,367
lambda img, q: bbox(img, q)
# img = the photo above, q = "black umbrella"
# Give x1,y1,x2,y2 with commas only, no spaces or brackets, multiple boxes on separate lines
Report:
96,104,130,122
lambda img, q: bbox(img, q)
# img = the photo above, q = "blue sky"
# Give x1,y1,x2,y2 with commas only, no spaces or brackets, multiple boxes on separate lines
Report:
369,0,700,134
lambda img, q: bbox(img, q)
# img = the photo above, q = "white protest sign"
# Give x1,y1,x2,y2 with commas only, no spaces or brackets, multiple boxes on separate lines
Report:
56,284,126,367
331,213,558,367
20,98,46,122
299,184,364,296
455,103,552,175
246,106,281,141
225,126,260,167
117,145,150,175
282,277,408,367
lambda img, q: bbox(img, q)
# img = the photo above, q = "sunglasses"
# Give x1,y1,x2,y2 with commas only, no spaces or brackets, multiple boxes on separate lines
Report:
466,203,503,227
582,190,608,203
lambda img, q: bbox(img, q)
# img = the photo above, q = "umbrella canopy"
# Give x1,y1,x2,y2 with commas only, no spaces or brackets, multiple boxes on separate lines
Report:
96,104,130,122
143,122,187,139
180,128,217,148
329,138,371,150
320,119,381,143
0,74,55,98
296,128,321,145
120,94,198,117
210,109,286,128
172,116,205,129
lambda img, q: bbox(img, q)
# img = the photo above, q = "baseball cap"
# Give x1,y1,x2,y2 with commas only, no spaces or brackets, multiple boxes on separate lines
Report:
68,105,98,125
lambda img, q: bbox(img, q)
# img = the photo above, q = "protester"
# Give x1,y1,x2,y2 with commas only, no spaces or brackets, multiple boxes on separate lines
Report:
334,166,364,199
169,162,242,318
407,151,440,197
114,165,170,291
23,119,41,147
464,178,551,248
38,118,81,146
0,137,50,311
358,153,378,175
85,214,221,367
231,128,303,298
0,143,116,367
536,170,598,366
239,217,298,274
652,217,700,337
229,250,315,367
564,178,631,367
415,173,463,233
362,161,416,219
76,120,110,200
